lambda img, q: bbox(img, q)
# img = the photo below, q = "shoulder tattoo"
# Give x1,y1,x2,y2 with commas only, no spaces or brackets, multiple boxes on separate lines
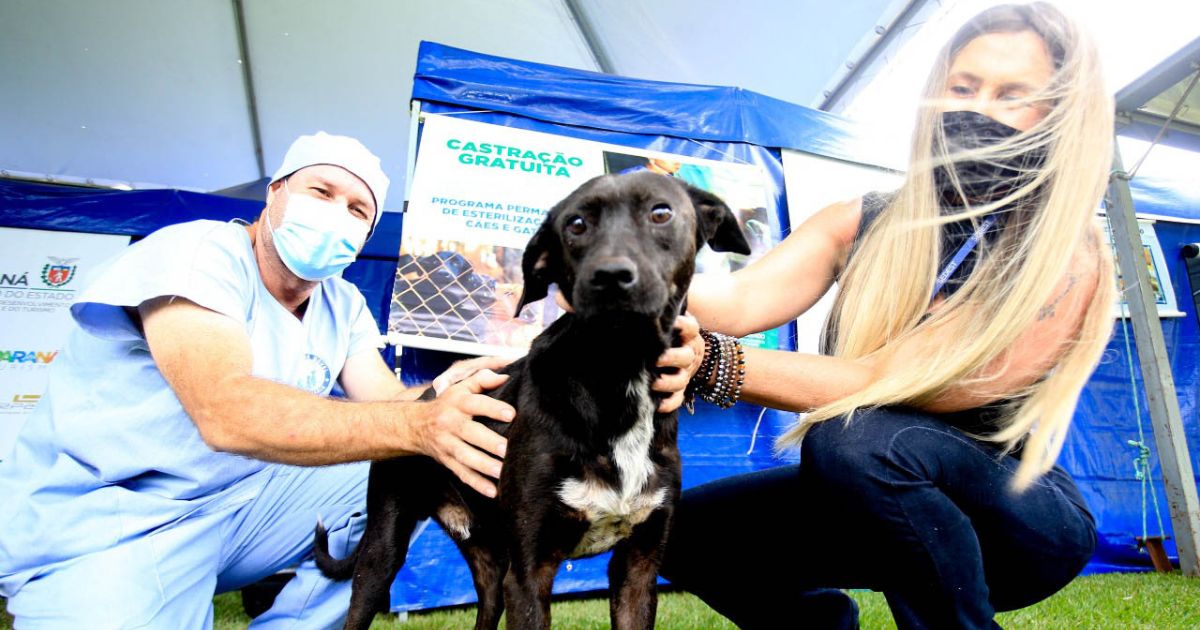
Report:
1038,273,1079,321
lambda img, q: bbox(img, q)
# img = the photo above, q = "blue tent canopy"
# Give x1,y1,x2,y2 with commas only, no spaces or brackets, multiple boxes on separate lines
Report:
1118,119,1200,222
413,41,891,169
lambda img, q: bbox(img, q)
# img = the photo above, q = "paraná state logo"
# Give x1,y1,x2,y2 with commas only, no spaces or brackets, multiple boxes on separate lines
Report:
41,256,79,288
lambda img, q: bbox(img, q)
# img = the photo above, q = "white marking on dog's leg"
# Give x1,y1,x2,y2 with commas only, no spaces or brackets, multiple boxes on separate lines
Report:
436,504,473,541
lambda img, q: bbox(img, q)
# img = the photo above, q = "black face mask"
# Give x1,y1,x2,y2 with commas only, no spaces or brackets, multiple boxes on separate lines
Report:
934,110,1047,207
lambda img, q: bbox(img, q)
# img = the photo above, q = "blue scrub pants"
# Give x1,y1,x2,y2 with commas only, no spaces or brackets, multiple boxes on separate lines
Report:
5,462,368,629
661,407,1096,629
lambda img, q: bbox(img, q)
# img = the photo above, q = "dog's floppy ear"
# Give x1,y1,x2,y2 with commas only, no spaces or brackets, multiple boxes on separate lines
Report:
514,211,562,316
684,183,752,255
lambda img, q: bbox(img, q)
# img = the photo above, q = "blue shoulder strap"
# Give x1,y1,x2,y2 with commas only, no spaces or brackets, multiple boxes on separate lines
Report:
931,215,997,299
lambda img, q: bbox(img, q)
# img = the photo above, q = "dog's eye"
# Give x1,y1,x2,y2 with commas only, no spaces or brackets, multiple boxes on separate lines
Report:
649,205,674,224
565,216,587,235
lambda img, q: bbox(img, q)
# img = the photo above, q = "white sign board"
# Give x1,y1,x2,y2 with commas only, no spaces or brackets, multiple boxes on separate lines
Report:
781,149,903,354
0,227,130,457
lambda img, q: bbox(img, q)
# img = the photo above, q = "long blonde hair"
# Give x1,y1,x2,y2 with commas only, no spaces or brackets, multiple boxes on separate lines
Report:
777,2,1116,490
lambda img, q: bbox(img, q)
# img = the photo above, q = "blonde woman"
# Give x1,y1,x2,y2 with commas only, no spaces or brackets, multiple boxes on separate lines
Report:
662,3,1115,628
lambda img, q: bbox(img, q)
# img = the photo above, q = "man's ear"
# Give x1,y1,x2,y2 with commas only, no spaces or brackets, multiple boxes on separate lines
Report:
514,211,562,316
264,179,283,206
684,183,752,255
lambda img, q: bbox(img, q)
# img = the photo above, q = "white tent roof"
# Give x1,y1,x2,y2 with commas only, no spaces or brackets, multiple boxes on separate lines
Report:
1,0,1196,204
0,0,898,199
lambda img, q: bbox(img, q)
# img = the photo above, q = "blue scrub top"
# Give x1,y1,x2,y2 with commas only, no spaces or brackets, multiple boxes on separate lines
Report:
0,220,380,588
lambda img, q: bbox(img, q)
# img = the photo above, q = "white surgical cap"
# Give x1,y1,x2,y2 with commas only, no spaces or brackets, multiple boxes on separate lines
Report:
271,131,390,235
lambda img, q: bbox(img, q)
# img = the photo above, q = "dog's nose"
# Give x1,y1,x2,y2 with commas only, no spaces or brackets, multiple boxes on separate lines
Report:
590,259,638,291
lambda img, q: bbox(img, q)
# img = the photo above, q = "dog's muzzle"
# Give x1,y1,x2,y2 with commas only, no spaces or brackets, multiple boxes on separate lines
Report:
588,257,638,293
574,256,668,317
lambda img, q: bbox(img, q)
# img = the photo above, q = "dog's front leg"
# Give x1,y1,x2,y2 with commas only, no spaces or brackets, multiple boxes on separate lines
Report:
608,508,673,630
502,555,561,630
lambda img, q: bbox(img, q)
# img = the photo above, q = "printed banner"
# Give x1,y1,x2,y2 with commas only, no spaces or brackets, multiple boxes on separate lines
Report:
0,227,130,458
391,114,779,356
1104,218,1182,318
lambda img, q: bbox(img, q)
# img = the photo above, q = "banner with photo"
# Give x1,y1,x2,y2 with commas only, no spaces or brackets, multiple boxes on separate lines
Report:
1103,218,1183,318
0,227,130,458
391,114,781,356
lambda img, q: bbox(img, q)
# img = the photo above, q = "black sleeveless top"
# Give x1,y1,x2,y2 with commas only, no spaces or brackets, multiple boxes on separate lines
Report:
849,191,1003,296
831,191,1012,435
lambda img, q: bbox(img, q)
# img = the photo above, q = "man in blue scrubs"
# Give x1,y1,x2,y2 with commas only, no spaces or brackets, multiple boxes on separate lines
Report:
0,132,515,628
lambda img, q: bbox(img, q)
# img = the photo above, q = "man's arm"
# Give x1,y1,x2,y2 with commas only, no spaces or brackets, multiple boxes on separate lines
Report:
337,347,516,403
337,349,425,402
139,296,514,496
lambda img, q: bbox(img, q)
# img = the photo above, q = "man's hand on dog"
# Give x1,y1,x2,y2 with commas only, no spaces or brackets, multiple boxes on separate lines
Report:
653,314,703,413
431,355,514,395
416,369,514,498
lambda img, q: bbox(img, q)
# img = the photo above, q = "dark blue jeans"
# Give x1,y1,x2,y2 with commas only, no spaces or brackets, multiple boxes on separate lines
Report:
661,406,1096,629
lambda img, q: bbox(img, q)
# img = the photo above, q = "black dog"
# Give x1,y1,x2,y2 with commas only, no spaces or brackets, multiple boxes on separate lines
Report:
314,170,750,629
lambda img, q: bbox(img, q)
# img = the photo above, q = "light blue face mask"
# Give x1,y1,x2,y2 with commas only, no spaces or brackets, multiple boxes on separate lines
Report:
269,181,370,281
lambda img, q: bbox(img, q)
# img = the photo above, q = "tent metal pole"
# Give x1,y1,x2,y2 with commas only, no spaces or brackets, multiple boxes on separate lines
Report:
232,0,266,179
818,0,925,111
402,100,422,213
563,0,614,74
1107,142,1200,576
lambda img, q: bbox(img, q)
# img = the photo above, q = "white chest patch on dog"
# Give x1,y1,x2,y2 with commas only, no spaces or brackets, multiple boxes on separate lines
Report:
558,371,666,558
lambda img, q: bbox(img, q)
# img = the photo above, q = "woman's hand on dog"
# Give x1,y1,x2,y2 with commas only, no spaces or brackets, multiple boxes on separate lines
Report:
416,369,514,498
653,314,704,413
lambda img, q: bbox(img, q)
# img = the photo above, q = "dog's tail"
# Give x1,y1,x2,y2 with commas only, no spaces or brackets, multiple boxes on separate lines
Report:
313,516,359,580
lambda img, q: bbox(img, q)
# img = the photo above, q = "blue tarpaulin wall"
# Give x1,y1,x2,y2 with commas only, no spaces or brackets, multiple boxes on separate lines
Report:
1069,118,1200,574
1072,215,1200,574
1,39,1197,611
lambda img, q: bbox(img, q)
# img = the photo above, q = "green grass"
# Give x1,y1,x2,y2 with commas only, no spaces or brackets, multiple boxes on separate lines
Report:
4,572,1198,628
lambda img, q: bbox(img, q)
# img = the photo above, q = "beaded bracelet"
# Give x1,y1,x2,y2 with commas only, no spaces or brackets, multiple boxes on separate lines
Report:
687,329,745,410
685,330,717,413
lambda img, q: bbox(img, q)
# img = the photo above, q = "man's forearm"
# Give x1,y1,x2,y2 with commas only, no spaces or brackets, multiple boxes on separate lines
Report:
392,385,429,402
192,374,426,465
